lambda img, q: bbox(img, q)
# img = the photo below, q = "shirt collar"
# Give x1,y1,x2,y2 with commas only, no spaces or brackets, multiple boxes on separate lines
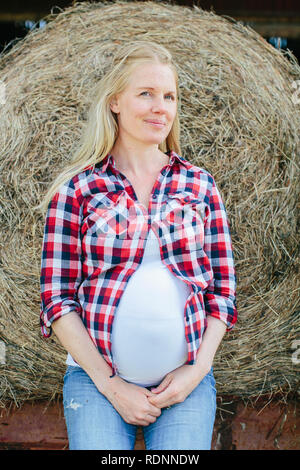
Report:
96,149,190,173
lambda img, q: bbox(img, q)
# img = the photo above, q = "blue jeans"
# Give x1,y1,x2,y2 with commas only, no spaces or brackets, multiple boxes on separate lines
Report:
63,365,216,450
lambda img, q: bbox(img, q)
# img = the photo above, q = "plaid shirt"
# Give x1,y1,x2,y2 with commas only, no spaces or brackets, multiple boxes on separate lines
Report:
40,150,237,377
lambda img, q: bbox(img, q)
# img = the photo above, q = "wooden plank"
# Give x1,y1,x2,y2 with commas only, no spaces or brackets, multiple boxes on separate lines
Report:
0,398,299,450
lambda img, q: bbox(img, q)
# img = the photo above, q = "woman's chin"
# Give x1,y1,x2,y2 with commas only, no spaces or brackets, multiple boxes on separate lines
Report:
141,133,168,146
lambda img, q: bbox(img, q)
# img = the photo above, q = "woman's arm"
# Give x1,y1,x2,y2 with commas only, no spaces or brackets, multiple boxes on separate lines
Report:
52,312,162,426
52,312,114,395
195,315,227,371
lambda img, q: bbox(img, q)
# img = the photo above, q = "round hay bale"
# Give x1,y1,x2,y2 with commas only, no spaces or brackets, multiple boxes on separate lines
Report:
0,0,299,406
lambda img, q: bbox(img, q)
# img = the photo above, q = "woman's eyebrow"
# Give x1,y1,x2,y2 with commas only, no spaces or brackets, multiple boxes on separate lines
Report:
136,86,176,93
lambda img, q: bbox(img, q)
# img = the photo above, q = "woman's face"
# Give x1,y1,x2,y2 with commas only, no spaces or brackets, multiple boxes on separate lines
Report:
110,62,177,149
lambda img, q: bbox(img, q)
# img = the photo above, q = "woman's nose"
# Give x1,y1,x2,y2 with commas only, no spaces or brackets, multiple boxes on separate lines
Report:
151,96,167,113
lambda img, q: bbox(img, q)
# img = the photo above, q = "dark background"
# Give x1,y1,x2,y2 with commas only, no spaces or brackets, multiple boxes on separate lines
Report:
0,0,299,60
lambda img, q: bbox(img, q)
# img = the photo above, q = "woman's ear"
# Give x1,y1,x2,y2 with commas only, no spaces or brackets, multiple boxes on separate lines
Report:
109,96,119,114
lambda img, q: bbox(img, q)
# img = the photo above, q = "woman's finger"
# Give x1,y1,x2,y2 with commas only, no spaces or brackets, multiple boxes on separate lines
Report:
148,389,173,409
150,374,173,394
148,404,162,416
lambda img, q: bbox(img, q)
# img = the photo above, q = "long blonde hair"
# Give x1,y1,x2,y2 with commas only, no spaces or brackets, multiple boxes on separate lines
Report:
36,40,181,213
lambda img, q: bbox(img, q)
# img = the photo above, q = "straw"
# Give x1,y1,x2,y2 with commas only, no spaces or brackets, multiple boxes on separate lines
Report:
0,0,299,406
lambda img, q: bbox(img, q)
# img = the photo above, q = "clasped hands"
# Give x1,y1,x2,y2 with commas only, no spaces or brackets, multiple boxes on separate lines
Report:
146,362,210,409
105,361,211,427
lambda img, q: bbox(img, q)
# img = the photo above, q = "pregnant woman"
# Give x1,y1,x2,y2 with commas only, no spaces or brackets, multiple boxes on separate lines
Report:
39,40,238,450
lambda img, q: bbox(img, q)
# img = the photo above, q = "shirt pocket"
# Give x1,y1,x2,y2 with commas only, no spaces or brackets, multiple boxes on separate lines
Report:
161,191,208,250
82,190,147,240
82,190,129,238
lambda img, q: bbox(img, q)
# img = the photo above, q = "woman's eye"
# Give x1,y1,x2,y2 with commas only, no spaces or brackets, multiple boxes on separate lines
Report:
140,91,175,100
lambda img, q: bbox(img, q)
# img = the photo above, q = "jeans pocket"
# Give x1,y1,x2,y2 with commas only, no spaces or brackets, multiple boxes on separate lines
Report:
206,369,217,418
63,366,83,409
206,367,217,394
64,365,80,377
63,366,81,391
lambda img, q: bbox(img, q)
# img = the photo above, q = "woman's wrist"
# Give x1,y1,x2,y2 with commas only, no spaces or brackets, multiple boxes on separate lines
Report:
194,316,227,375
193,353,213,381
98,373,125,401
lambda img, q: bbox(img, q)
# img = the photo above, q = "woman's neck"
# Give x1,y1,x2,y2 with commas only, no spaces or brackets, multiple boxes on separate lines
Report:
110,142,168,177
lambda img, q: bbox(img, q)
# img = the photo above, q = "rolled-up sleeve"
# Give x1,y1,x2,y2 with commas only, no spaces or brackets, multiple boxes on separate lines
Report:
203,176,238,330
39,179,83,337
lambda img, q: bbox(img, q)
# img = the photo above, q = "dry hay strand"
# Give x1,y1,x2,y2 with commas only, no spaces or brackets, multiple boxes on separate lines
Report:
0,1,299,407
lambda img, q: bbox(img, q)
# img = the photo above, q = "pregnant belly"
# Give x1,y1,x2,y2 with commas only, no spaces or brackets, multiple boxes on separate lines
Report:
111,315,188,386
111,262,190,387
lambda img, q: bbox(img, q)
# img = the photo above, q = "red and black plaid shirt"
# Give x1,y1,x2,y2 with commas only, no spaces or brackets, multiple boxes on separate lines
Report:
40,150,238,376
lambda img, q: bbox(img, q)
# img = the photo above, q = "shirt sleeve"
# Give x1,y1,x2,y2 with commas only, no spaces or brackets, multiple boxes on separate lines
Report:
39,179,83,338
203,175,238,331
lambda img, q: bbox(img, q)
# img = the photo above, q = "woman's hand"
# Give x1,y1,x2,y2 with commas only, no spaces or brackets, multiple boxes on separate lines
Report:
148,317,226,409
147,362,211,409
104,375,162,426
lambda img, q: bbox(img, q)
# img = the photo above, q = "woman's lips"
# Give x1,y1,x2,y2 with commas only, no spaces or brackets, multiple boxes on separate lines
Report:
144,120,166,128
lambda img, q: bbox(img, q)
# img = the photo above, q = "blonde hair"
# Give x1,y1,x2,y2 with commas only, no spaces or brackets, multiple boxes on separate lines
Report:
36,40,181,213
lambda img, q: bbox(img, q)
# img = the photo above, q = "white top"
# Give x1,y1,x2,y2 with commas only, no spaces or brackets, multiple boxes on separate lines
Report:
67,228,190,387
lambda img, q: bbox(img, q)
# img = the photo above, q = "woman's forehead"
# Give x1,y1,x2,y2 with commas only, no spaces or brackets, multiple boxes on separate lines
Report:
127,62,177,90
